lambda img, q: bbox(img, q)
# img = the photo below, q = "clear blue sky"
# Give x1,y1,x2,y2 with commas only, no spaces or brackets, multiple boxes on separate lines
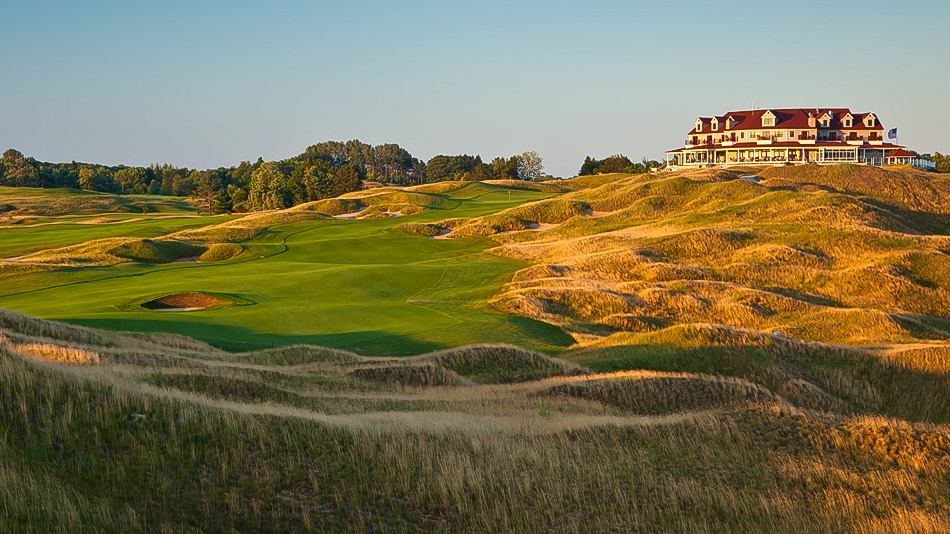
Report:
2,0,948,177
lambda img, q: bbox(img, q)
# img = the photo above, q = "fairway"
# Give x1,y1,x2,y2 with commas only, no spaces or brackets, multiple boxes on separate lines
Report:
0,184,573,355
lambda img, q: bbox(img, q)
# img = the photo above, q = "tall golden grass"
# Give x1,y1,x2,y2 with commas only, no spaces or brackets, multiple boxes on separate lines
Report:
2,310,950,531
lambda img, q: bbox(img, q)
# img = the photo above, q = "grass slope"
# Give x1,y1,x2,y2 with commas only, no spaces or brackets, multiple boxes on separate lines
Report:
0,187,197,216
486,165,950,348
0,183,570,355
2,310,950,532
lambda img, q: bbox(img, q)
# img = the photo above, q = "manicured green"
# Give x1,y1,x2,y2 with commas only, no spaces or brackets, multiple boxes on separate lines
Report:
0,184,573,355
0,215,240,257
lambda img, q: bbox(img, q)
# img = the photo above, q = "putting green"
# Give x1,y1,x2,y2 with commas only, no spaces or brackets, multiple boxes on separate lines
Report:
0,184,574,355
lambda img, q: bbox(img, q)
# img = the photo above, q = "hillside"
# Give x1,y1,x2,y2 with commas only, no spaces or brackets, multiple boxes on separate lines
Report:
3,309,950,532
0,182,570,354
3,164,950,531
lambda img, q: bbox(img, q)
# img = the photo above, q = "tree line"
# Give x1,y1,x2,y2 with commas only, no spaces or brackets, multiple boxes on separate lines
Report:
0,143,549,214
578,154,663,176
918,152,950,173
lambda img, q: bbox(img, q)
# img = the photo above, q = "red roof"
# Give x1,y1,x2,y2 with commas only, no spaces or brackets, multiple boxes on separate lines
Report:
885,149,915,158
687,108,884,135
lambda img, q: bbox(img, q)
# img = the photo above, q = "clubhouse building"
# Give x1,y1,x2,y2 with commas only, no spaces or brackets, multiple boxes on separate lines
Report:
665,108,930,168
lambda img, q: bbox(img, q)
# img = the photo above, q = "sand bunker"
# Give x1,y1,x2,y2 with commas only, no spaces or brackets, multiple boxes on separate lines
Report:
431,228,454,240
141,293,225,311
333,207,368,219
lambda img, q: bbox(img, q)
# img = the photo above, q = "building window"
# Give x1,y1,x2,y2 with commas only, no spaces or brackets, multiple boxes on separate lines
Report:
789,131,795,137
740,132,745,139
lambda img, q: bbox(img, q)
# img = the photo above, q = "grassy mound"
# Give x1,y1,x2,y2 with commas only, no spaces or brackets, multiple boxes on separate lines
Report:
20,237,206,265
0,187,197,216
487,165,950,348
481,180,566,193
758,163,950,213
544,373,778,415
409,344,588,383
394,222,442,236
294,197,364,215
349,364,465,388
3,311,950,531
198,243,242,262
231,344,361,365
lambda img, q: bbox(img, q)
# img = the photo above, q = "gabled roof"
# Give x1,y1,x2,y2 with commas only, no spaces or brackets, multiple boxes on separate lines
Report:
686,108,884,135
885,148,915,158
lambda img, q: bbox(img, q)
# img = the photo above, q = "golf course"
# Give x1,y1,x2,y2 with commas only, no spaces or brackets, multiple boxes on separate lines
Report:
5,165,950,532
0,182,572,354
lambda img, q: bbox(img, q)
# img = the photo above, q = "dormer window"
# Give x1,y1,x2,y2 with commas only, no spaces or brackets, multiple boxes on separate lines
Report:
761,110,776,127
865,114,876,127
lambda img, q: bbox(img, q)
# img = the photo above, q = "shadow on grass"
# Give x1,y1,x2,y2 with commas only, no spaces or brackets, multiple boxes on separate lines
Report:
75,317,464,357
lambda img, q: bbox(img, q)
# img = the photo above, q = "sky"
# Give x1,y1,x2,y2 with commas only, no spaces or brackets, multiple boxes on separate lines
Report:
2,0,948,177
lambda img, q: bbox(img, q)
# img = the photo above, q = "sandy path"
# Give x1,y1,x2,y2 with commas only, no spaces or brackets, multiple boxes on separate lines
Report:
496,222,561,235
333,207,368,219
585,208,618,218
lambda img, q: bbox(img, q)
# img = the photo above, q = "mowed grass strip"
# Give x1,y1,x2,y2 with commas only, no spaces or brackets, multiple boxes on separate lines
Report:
0,183,570,355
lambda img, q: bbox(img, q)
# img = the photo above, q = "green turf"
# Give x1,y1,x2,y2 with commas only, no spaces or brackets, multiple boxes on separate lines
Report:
0,215,240,257
0,184,573,355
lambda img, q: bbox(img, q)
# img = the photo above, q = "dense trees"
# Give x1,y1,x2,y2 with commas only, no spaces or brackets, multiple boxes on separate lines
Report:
298,140,424,185
0,141,556,212
1,149,39,187
921,152,950,173
578,154,662,176
423,152,546,183
424,154,483,182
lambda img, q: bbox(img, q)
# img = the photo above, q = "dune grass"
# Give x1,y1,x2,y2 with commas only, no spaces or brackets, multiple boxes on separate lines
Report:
488,165,950,348
0,187,198,216
3,310,950,532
